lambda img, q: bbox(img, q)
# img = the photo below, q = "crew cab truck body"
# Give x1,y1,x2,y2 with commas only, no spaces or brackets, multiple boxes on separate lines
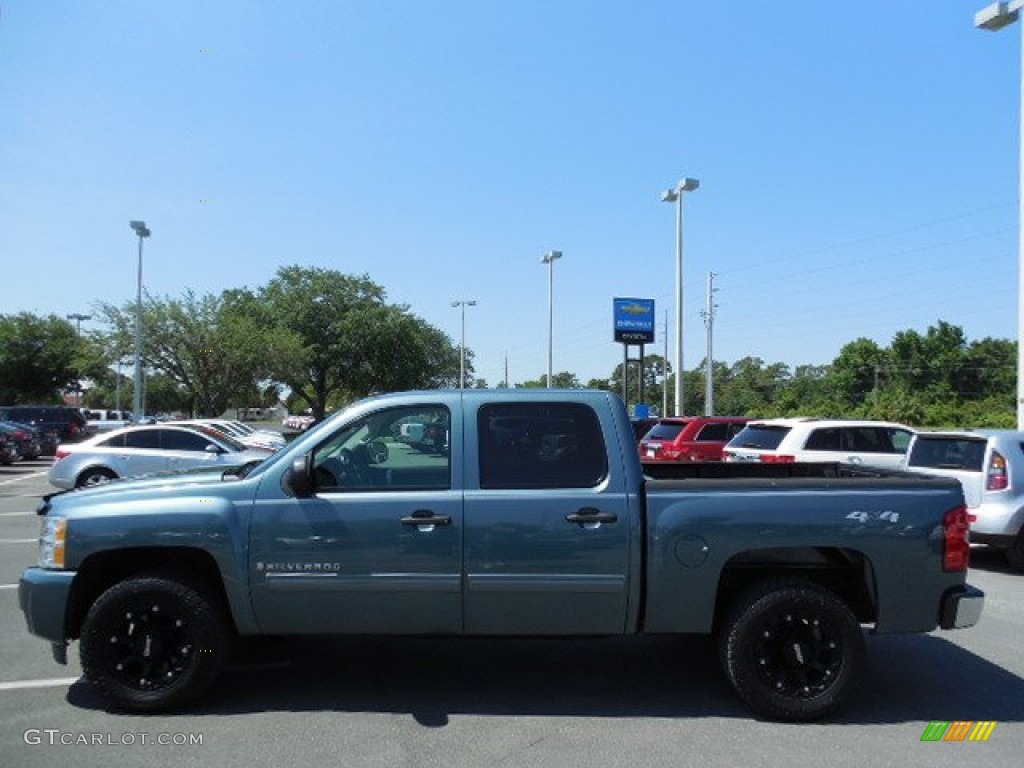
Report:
19,389,983,720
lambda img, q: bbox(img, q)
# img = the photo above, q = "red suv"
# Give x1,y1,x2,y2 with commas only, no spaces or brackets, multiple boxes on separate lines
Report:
639,417,750,462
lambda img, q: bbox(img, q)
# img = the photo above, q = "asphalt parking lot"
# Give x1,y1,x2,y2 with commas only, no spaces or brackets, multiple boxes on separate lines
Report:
0,462,1021,768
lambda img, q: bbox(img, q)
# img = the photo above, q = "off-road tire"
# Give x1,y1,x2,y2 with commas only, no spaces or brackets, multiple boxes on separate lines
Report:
80,573,230,712
718,578,864,721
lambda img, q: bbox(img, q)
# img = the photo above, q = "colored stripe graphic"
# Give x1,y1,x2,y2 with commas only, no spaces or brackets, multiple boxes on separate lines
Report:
968,722,996,742
944,721,973,741
920,721,997,742
921,722,949,742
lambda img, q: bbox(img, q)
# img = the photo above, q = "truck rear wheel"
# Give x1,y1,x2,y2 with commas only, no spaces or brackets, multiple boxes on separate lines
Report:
719,579,864,721
80,574,230,712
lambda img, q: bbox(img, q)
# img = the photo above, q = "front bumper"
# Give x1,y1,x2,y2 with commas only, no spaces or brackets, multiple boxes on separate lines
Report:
939,583,985,630
18,567,76,644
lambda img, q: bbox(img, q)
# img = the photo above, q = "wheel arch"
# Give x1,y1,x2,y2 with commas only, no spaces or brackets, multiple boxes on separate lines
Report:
713,546,877,634
66,547,234,640
73,464,119,487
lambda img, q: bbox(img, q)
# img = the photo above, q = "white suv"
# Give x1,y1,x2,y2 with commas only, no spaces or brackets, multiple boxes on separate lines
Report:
722,418,916,469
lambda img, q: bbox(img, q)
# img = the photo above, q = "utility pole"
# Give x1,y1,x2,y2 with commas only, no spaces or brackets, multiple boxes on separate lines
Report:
700,272,718,416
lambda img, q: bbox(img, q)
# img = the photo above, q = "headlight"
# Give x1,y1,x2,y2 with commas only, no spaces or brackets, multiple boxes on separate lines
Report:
38,517,67,569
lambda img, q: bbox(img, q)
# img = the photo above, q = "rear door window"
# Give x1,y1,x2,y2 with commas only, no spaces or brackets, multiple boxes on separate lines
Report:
804,428,841,451
695,423,729,442
478,402,606,489
123,429,162,450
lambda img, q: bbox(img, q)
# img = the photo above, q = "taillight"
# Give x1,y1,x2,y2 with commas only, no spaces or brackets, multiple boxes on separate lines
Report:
986,450,1008,491
69,423,80,436
54,448,71,462
943,505,971,572
760,454,796,463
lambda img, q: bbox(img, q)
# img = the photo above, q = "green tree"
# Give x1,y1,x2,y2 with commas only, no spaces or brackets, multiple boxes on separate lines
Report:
518,372,582,389
230,266,462,419
97,290,268,416
0,313,78,403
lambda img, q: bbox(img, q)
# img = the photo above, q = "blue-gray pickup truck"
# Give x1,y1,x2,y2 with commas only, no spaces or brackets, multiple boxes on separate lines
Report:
19,389,984,720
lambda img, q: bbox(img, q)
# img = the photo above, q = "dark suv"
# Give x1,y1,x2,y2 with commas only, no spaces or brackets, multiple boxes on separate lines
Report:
639,416,750,462
0,406,91,443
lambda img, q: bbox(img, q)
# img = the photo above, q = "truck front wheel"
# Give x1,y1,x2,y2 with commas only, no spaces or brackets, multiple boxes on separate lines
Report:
719,579,864,721
80,574,230,712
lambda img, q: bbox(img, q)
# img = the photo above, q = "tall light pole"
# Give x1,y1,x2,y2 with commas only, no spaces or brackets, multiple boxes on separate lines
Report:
451,299,477,389
542,250,563,387
661,178,699,416
66,313,92,407
129,220,150,421
976,2,1024,428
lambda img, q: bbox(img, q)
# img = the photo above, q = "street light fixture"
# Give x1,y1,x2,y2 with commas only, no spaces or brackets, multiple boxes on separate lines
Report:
661,177,699,416
451,299,477,389
541,250,563,387
975,2,1024,428
129,220,150,422
66,312,92,407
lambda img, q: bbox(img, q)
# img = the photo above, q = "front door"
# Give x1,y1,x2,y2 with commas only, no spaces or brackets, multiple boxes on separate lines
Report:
249,403,462,634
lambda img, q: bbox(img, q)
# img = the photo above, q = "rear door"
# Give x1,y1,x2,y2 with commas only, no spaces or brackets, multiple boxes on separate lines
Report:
463,400,630,634
110,428,169,476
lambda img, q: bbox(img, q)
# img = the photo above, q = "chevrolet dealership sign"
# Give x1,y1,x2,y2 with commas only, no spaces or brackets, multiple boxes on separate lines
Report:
613,297,655,343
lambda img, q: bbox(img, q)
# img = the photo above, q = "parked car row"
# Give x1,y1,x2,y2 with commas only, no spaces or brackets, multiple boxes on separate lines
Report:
636,414,1024,572
0,405,92,443
0,415,61,465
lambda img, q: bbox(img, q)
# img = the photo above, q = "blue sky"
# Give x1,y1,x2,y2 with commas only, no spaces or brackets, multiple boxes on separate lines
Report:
1,1,1020,397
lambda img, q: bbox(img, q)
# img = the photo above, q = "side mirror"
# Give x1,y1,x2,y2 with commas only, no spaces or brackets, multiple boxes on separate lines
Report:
204,444,224,455
286,453,315,497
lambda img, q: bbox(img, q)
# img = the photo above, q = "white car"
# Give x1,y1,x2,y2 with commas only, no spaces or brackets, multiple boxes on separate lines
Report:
172,419,286,451
49,424,272,489
723,418,916,469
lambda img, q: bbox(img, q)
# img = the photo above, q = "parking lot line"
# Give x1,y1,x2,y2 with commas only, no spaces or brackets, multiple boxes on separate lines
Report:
0,677,80,691
0,539,37,544
0,472,47,486
0,510,35,516
0,584,19,590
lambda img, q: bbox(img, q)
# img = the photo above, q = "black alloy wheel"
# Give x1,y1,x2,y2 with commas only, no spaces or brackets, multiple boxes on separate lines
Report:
80,574,230,712
719,579,864,721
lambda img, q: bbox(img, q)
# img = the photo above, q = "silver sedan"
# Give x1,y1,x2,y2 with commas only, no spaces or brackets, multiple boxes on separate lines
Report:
48,423,272,489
